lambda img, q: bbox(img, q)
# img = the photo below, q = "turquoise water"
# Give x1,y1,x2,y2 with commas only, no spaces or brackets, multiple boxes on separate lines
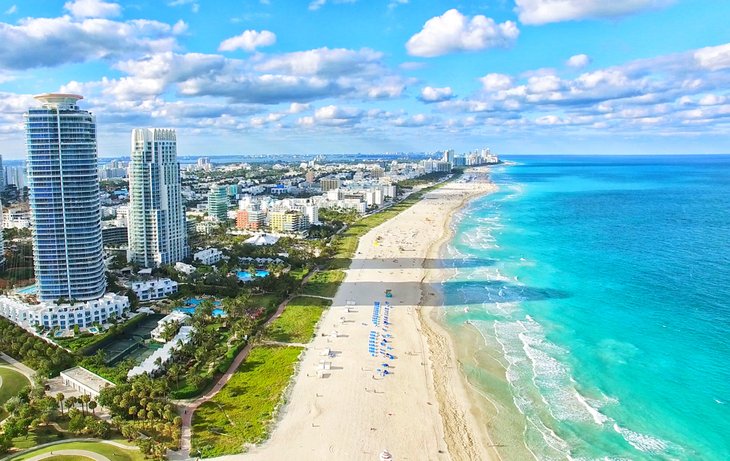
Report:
236,269,270,281
444,156,730,460
175,298,225,317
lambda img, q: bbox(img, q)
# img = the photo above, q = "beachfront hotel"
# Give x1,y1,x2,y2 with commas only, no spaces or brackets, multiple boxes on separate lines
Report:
0,94,129,331
127,128,189,267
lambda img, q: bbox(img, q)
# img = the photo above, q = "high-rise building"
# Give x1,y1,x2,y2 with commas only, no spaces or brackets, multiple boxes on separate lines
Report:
25,93,106,301
127,128,188,267
207,185,228,221
0,154,5,191
0,201,5,269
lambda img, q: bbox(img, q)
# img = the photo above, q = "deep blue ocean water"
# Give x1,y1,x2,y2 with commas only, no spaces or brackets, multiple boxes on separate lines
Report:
443,156,730,460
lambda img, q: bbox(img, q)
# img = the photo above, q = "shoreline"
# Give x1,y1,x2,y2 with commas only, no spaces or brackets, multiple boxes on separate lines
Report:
213,169,498,460
418,169,503,461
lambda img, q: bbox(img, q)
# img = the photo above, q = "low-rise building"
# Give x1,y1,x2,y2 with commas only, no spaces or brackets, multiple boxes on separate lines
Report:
150,311,190,342
194,248,223,265
60,366,115,398
268,210,307,233
0,292,130,330
128,326,193,378
175,262,196,275
124,278,178,301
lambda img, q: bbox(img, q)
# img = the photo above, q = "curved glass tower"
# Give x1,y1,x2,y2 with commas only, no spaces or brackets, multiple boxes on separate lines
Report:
128,128,188,267
25,94,106,301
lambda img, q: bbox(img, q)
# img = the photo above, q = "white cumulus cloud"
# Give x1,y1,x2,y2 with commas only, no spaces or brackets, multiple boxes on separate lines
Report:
419,86,454,103
567,54,591,68
480,73,513,91
406,9,519,58
515,0,672,25
694,43,730,71
219,30,276,52
64,0,121,19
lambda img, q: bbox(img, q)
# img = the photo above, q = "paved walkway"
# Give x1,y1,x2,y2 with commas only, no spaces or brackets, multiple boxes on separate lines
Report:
175,269,319,459
296,294,334,301
23,449,111,461
0,353,36,383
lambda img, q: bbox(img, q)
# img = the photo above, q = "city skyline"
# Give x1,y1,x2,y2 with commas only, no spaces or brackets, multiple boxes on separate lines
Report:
1,0,730,158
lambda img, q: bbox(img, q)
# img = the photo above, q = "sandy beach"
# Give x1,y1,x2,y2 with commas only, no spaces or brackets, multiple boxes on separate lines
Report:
217,168,498,461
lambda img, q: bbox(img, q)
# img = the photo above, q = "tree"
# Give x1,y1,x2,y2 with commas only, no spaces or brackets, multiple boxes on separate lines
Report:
80,394,91,416
55,392,65,416
68,413,86,435
88,400,97,415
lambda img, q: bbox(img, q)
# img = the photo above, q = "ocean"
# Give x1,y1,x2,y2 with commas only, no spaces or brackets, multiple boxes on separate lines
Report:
441,155,730,460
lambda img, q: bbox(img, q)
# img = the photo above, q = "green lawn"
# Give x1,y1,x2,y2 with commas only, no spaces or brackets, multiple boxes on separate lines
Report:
43,456,94,461
301,269,344,298
10,426,66,450
265,296,331,344
192,346,303,458
9,441,143,461
0,365,31,420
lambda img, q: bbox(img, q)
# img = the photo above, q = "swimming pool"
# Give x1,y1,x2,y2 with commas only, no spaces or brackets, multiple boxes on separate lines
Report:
236,269,270,281
15,284,37,295
174,298,225,317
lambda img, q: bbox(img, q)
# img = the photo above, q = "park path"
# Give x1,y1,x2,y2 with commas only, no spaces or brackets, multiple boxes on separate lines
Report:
174,269,319,459
0,353,36,383
296,294,333,301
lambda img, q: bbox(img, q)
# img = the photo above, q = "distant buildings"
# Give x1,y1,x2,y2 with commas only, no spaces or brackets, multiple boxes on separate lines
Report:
207,184,229,221
320,177,341,191
269,210,308,233
127,128,189,267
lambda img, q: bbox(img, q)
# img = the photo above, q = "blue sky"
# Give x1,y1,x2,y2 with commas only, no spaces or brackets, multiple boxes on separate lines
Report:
1,0,730,158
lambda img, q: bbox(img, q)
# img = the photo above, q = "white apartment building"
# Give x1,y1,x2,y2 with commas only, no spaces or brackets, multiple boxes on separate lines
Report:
194,248,223,265
124,278,178,301
0,292,130,330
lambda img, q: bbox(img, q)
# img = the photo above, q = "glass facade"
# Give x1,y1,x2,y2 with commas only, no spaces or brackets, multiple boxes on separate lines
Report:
127,128,188,267
24,94,106,301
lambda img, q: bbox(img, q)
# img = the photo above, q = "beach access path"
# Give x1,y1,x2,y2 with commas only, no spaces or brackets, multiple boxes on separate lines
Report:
174,270,320,459
212,169,497,461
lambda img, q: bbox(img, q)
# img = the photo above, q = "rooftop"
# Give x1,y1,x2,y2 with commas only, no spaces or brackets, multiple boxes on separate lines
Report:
60,366,115,393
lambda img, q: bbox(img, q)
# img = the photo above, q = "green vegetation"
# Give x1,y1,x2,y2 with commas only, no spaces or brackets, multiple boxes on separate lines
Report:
265,296,331,344
0,366,31,420
0,319,75,377
44,456,94,461
301,269,344,298
395,171,450,188
8,425,66,450
192,346,302,458
8,441,145,461
328,173,458,271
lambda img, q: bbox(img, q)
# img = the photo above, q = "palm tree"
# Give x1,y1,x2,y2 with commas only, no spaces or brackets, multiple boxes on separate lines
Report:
55,393,65,416
80,394,91,416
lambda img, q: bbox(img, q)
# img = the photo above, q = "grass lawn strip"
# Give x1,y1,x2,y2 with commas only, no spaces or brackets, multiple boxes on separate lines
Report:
301,269,344,298
264,296,332,344
43,456,95,461
191,346,302,458
8,441,144,461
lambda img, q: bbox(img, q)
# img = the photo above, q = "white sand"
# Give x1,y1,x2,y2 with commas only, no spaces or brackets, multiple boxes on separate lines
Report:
216,169,498,461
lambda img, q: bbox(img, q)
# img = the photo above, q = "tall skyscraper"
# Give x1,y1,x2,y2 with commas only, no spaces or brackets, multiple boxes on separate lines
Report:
127,128,188,267
0,154,5,191
207,184,228,221
24,94,106,301
0,201,5,269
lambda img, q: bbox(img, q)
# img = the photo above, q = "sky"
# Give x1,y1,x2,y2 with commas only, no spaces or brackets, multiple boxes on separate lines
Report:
1,0,730,158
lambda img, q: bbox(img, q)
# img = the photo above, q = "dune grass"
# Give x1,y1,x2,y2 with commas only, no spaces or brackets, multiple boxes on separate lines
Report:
301,269,344,298
191,346,302,458
265,296,331,344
